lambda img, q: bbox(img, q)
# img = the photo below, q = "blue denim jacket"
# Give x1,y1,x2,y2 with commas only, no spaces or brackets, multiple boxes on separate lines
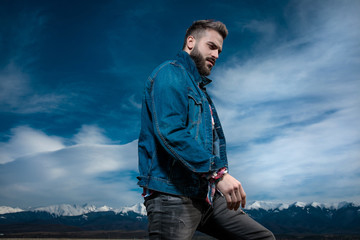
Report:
137,51,228,199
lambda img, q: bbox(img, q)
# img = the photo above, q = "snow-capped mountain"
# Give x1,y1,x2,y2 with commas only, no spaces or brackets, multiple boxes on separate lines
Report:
245,201,288,210
0,203,147,216
0,201,359,237
118,202,147,216
33,204,98,216
0,206,24,215
245,201,359,211
1,201,357,216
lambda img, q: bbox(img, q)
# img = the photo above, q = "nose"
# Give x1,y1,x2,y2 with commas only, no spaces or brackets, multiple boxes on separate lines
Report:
212,50,219,59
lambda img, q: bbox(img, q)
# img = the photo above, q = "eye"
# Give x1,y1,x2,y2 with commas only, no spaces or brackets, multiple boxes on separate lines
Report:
208,42,222,54
208,43,217,50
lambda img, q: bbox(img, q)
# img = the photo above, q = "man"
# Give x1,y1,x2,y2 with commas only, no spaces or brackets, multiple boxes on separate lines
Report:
138,20,275,240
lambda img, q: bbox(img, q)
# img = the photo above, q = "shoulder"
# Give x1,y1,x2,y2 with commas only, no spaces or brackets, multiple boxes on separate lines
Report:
147,59,189,95
151,59,186,78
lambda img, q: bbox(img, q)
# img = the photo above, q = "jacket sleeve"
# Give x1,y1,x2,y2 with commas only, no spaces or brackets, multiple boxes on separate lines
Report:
150,63,221,173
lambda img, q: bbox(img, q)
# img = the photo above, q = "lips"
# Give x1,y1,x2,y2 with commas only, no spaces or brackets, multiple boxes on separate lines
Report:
206,58,216,67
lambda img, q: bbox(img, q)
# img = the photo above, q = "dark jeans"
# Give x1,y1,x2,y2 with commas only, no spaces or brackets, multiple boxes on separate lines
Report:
144,192,275,240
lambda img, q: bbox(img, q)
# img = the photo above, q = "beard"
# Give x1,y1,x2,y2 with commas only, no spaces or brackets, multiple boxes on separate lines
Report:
190,45,213,76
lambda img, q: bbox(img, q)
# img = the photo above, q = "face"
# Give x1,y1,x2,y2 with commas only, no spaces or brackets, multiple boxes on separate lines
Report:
189,29,223,76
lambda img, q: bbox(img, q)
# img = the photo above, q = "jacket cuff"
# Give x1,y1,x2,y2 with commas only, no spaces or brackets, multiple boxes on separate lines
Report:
203,167,228,183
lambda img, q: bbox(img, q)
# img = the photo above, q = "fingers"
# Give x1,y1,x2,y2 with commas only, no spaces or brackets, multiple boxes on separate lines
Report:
216,173,247,211
234,187,242,210
229,183,244,211
240,186,247,208
224,185,242,210
224,192,232,210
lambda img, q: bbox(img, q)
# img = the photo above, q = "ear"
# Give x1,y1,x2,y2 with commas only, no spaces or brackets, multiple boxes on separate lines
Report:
185,35,196,53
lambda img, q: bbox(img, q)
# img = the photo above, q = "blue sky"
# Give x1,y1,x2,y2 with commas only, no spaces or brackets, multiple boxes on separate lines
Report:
0,0,359,208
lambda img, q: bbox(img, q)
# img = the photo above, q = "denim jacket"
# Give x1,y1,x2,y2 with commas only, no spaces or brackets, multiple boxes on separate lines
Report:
137,51,228,199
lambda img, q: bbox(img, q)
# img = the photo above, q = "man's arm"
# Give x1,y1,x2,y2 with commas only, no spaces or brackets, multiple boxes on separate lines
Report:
150,64,223,173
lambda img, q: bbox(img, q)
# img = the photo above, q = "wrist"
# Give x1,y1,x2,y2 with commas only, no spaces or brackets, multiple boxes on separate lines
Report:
208,167,228,184
215,172,227,184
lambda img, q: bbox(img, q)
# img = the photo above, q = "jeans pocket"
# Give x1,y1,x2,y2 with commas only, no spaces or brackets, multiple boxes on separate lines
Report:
160,193,189,205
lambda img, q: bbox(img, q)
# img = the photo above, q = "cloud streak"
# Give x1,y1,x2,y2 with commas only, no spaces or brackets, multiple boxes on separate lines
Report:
0,8,68,114
211,0,360,203
0,60,67,115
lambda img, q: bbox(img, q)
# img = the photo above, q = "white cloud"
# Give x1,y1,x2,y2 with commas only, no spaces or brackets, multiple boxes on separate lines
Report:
0,126,65,164
73,125,112,145
0,126,140,208
211,0,360,203
229,108,360,202
128,94,142,109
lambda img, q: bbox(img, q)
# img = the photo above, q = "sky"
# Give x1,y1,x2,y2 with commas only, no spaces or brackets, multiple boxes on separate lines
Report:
0,0,359,209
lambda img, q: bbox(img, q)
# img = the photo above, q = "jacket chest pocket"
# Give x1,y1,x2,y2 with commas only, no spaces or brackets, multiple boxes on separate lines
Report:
187,88,203,139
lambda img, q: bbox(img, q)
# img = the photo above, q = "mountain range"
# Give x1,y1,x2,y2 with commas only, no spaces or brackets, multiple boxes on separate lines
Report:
0,203,147,216
1,201,360,239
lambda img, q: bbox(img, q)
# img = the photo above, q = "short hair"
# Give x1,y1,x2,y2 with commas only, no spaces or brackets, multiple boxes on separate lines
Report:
182,19,228,49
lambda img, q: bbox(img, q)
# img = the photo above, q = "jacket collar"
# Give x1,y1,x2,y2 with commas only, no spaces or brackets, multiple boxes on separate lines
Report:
175,51,212,88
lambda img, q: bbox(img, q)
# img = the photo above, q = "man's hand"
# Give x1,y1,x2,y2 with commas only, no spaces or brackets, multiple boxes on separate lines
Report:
216,173,246,211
